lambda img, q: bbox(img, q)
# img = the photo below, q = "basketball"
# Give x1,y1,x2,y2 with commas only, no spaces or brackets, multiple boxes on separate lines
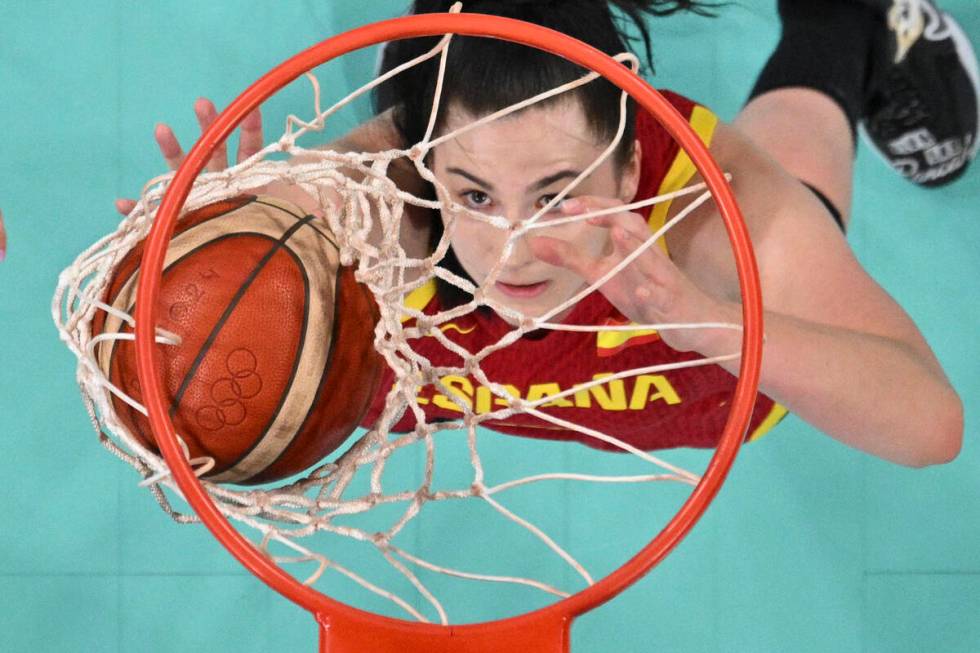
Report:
92,194,382,485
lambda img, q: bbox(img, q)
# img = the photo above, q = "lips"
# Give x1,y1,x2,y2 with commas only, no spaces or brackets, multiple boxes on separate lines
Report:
494,280,550,298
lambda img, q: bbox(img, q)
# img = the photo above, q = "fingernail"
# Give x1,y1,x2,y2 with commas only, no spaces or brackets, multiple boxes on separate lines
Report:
561,198,581,212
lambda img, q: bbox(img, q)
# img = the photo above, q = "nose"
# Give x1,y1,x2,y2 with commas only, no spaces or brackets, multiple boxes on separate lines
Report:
498,211,539,269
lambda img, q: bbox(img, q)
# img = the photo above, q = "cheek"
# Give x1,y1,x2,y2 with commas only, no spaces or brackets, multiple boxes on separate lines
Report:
441,211,504,272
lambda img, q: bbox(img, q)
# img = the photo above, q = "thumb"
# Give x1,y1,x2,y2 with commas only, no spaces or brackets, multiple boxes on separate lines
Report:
528,235,597,282
528,235,573,268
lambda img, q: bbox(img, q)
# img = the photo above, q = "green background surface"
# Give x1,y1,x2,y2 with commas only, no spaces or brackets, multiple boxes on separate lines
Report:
1,1,978,651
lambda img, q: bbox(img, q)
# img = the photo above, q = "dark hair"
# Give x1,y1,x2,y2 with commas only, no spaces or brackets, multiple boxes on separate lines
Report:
374,0,720,307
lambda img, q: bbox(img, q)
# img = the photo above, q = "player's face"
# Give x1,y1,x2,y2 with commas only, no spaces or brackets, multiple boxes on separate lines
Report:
431,101,639,323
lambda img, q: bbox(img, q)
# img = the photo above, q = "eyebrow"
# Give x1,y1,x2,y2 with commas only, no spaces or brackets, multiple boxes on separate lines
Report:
445,167,583,193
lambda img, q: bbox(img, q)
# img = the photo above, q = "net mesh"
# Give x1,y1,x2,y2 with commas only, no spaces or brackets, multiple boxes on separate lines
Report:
52,19,742,624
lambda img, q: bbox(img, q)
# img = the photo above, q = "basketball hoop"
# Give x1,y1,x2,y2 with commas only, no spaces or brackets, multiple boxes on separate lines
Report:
66,11,763,653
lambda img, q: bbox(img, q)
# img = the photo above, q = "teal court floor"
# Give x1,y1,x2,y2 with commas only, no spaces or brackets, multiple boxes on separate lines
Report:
1,2,978,651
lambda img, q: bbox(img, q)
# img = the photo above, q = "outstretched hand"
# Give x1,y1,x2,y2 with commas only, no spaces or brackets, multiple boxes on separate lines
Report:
0,208,6,263
528,196,729,353
115,98,263,216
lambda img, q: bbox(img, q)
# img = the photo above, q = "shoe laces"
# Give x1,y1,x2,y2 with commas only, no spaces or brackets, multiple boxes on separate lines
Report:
867,68,930,135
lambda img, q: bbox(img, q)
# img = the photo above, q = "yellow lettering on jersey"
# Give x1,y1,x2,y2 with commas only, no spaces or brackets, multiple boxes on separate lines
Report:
526,383,575,408
418,373,682,414
493,384,522,408
573,374,628,411
629,374,681,409
475,386,493,414
431,375,474,413
471,384,525,413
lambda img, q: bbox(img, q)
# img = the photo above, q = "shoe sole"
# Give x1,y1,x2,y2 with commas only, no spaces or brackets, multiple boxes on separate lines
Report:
943,9,980,160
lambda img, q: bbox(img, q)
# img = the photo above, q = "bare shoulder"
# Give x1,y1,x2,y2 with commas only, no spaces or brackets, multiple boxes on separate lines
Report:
669,121,848,298
667,120,929,345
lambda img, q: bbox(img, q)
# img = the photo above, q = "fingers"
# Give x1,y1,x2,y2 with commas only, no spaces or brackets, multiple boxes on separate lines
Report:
155,123,184,170
611,218,674,279
0,208,7,262
533,195,655,276
527,235,566,268
115,199,137,216
562,195,650,237
157,98,261,172
124,97,257,217
237,108,263,163
614,223,679,311
528,235,594,281
131,121,185,215
194,98,228,172
534,196,695,325
562,196,657,264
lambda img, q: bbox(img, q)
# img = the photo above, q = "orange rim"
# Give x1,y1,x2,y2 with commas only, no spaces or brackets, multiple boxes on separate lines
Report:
134,12,763,647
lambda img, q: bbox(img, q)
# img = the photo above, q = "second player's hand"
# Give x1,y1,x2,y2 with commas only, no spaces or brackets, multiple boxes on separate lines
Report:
115,98,263,216
0,208,7,263
528,195,733,353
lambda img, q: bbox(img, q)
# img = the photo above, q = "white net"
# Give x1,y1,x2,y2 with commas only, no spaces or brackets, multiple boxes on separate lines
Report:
53,16,743,624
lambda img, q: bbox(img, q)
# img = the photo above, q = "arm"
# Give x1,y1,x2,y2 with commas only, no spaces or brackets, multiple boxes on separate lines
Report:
116,100,432,260
305,107,433,260
530,121,961,467
669,122,963,467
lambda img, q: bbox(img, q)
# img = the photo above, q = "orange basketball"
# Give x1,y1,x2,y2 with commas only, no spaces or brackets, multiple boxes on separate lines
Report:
92,195,382,485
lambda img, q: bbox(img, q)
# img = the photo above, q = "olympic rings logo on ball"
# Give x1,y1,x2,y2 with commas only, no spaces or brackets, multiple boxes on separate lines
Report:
195,348,263,430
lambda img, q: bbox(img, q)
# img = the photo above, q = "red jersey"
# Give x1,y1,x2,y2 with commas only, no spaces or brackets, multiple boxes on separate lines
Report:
361,91,786,450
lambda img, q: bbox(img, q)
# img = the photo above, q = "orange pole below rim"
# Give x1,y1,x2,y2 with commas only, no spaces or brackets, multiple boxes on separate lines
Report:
134,12,763,650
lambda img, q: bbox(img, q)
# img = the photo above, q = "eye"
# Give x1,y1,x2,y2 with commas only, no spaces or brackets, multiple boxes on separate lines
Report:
536,194,565,211
461,190,492,209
